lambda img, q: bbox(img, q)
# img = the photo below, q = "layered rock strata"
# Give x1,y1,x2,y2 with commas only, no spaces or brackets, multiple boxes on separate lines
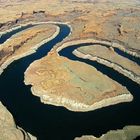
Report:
56,39,140,85
24,51,133,112
0,23,59,75
74,45,140,85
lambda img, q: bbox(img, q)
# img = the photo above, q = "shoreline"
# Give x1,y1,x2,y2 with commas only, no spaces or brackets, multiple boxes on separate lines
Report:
0,21,71,46
0,23,61,75
56,39,140,85
0,21,71,36
56,38,140,58
0,101,37,140
74,126,140,140
0,21,135,112
30,86,133,112
73,49,140,85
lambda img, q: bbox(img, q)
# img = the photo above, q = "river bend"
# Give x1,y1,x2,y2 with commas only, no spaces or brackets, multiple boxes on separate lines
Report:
0,23,140,140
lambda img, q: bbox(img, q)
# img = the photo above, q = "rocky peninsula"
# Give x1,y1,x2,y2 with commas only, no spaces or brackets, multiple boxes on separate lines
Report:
24,51,133,112
73,44,140,85
0,0,140,140
0,23,59,75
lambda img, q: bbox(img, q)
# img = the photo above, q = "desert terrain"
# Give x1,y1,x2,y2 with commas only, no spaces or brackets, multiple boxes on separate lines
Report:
0,0,140,140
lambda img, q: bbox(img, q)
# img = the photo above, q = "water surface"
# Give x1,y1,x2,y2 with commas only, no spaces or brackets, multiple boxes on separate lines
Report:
0,24,140,140
0,24,35,44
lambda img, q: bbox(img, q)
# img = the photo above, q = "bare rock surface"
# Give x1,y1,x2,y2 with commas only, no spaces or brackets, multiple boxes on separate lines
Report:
0,23,58,75
0,0,140,139
75,45,140,84
74,126,140,140
0,102,36,140
24,51,133,112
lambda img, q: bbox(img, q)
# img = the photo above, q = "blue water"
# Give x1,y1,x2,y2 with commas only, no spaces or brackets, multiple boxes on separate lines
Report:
0,24,35,44
59,44,140,133
114,48,140,66
0,24,140,140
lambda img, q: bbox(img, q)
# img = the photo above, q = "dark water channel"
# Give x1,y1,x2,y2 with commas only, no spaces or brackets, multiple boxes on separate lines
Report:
0,24,140,140
0,24,35,44
114,48,140,66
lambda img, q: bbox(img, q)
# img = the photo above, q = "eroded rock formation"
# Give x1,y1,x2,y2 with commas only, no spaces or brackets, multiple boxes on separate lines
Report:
0,23,59,75
0,102,36,140
24,51,133,112
74,44,140,85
